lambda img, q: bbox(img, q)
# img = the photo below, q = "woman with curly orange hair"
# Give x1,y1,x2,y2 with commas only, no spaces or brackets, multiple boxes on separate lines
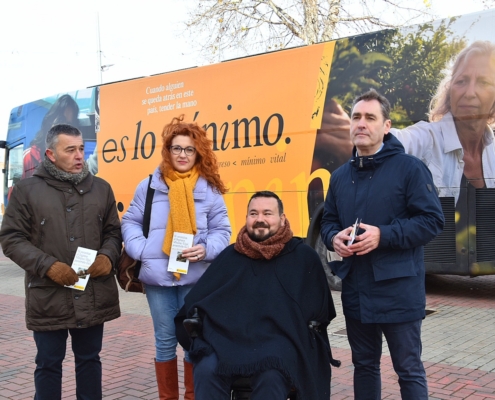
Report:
122,115,231,399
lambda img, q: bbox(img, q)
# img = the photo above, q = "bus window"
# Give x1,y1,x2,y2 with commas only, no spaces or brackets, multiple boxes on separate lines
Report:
5,144,24,201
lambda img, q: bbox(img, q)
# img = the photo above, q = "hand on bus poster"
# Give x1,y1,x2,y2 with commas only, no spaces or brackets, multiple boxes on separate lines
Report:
311,98,353,173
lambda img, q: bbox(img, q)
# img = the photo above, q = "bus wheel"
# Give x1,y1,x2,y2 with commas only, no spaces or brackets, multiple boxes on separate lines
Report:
315,235,342,292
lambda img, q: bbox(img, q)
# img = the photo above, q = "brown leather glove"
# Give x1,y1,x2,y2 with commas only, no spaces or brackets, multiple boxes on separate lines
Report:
87,254,112,278
46,261,79,286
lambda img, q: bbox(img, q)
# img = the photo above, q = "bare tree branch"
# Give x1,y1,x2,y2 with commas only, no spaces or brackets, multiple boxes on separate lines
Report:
260,0,305,37
184,0,442,62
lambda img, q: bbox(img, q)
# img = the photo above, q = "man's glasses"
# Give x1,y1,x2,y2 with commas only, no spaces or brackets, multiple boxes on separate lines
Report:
169,145,196,156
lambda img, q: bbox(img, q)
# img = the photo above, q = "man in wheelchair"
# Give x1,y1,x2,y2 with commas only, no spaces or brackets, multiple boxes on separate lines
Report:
175,191,339,400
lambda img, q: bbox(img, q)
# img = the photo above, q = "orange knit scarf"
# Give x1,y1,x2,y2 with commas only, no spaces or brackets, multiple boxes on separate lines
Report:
162,167,199,279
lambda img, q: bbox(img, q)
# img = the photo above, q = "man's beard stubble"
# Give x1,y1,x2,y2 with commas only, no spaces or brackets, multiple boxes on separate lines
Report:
247,222,272,243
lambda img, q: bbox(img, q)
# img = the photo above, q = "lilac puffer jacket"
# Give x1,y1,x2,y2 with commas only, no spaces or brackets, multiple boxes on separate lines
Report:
122,167,231,286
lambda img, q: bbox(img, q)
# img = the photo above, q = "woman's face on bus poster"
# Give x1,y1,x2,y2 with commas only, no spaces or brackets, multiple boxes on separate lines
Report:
450,54,495,122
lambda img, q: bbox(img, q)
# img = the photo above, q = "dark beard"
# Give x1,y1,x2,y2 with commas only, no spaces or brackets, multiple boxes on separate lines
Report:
247,229,272,243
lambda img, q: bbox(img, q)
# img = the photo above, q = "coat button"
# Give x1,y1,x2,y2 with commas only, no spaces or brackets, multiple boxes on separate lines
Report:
67,208,72,212
74,295,79,300
70,237,75,242
80,190,84,193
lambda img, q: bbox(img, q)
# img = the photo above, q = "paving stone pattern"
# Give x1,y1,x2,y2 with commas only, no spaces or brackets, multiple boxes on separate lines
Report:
0,251,494,399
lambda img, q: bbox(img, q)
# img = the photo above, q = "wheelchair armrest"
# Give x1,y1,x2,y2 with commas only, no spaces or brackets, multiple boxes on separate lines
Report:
308,320,322,333
183,307,202,338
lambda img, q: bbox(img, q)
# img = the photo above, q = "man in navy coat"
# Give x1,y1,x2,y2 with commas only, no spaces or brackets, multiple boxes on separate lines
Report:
321,89,444,400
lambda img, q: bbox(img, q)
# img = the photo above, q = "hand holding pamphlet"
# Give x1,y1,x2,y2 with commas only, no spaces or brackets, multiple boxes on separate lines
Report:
347,218,361,246
67,247,97,291
168,232,194,275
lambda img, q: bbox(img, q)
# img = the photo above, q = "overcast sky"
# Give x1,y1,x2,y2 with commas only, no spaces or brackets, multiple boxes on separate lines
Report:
0,0,489,141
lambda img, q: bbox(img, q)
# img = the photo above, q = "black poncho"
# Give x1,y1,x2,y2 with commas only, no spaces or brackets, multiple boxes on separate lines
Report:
175,238,338,400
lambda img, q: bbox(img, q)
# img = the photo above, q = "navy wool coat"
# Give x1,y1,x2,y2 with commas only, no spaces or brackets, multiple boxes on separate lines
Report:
320,133,444,324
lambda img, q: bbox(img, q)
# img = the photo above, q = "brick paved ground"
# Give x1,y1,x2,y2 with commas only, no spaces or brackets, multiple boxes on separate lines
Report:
1,248,495,399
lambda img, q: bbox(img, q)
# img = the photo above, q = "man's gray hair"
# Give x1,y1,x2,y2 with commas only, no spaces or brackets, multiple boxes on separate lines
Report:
45,124,82,150
351,89,391,121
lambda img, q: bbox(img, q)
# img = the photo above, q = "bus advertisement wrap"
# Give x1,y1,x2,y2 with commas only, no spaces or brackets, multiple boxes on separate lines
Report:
98,41,335,239
4,9,495,283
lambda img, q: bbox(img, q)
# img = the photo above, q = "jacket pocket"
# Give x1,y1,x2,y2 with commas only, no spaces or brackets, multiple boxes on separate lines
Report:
26,285,69,319
372,251,417,281
92,275,119,310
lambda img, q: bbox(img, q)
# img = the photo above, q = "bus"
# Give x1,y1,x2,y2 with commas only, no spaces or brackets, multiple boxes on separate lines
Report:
3,9,495,290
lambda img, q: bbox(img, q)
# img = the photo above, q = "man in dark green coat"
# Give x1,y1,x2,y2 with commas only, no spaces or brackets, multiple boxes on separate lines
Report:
0,123,122,400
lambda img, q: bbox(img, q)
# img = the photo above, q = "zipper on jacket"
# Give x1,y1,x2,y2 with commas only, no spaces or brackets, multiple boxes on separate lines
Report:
98,214,103,245
359,157,363,168
38,218,46,248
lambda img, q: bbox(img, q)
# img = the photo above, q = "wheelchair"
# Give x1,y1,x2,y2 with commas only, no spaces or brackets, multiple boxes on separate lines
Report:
183,308,311,400
230,376,297,400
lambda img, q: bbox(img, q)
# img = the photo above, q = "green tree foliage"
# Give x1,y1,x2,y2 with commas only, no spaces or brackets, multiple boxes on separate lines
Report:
328,18,466,127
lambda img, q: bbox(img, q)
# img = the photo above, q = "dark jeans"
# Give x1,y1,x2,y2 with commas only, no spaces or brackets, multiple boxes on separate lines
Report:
194,352,292,400
33,323,104,400
346,316,428,400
